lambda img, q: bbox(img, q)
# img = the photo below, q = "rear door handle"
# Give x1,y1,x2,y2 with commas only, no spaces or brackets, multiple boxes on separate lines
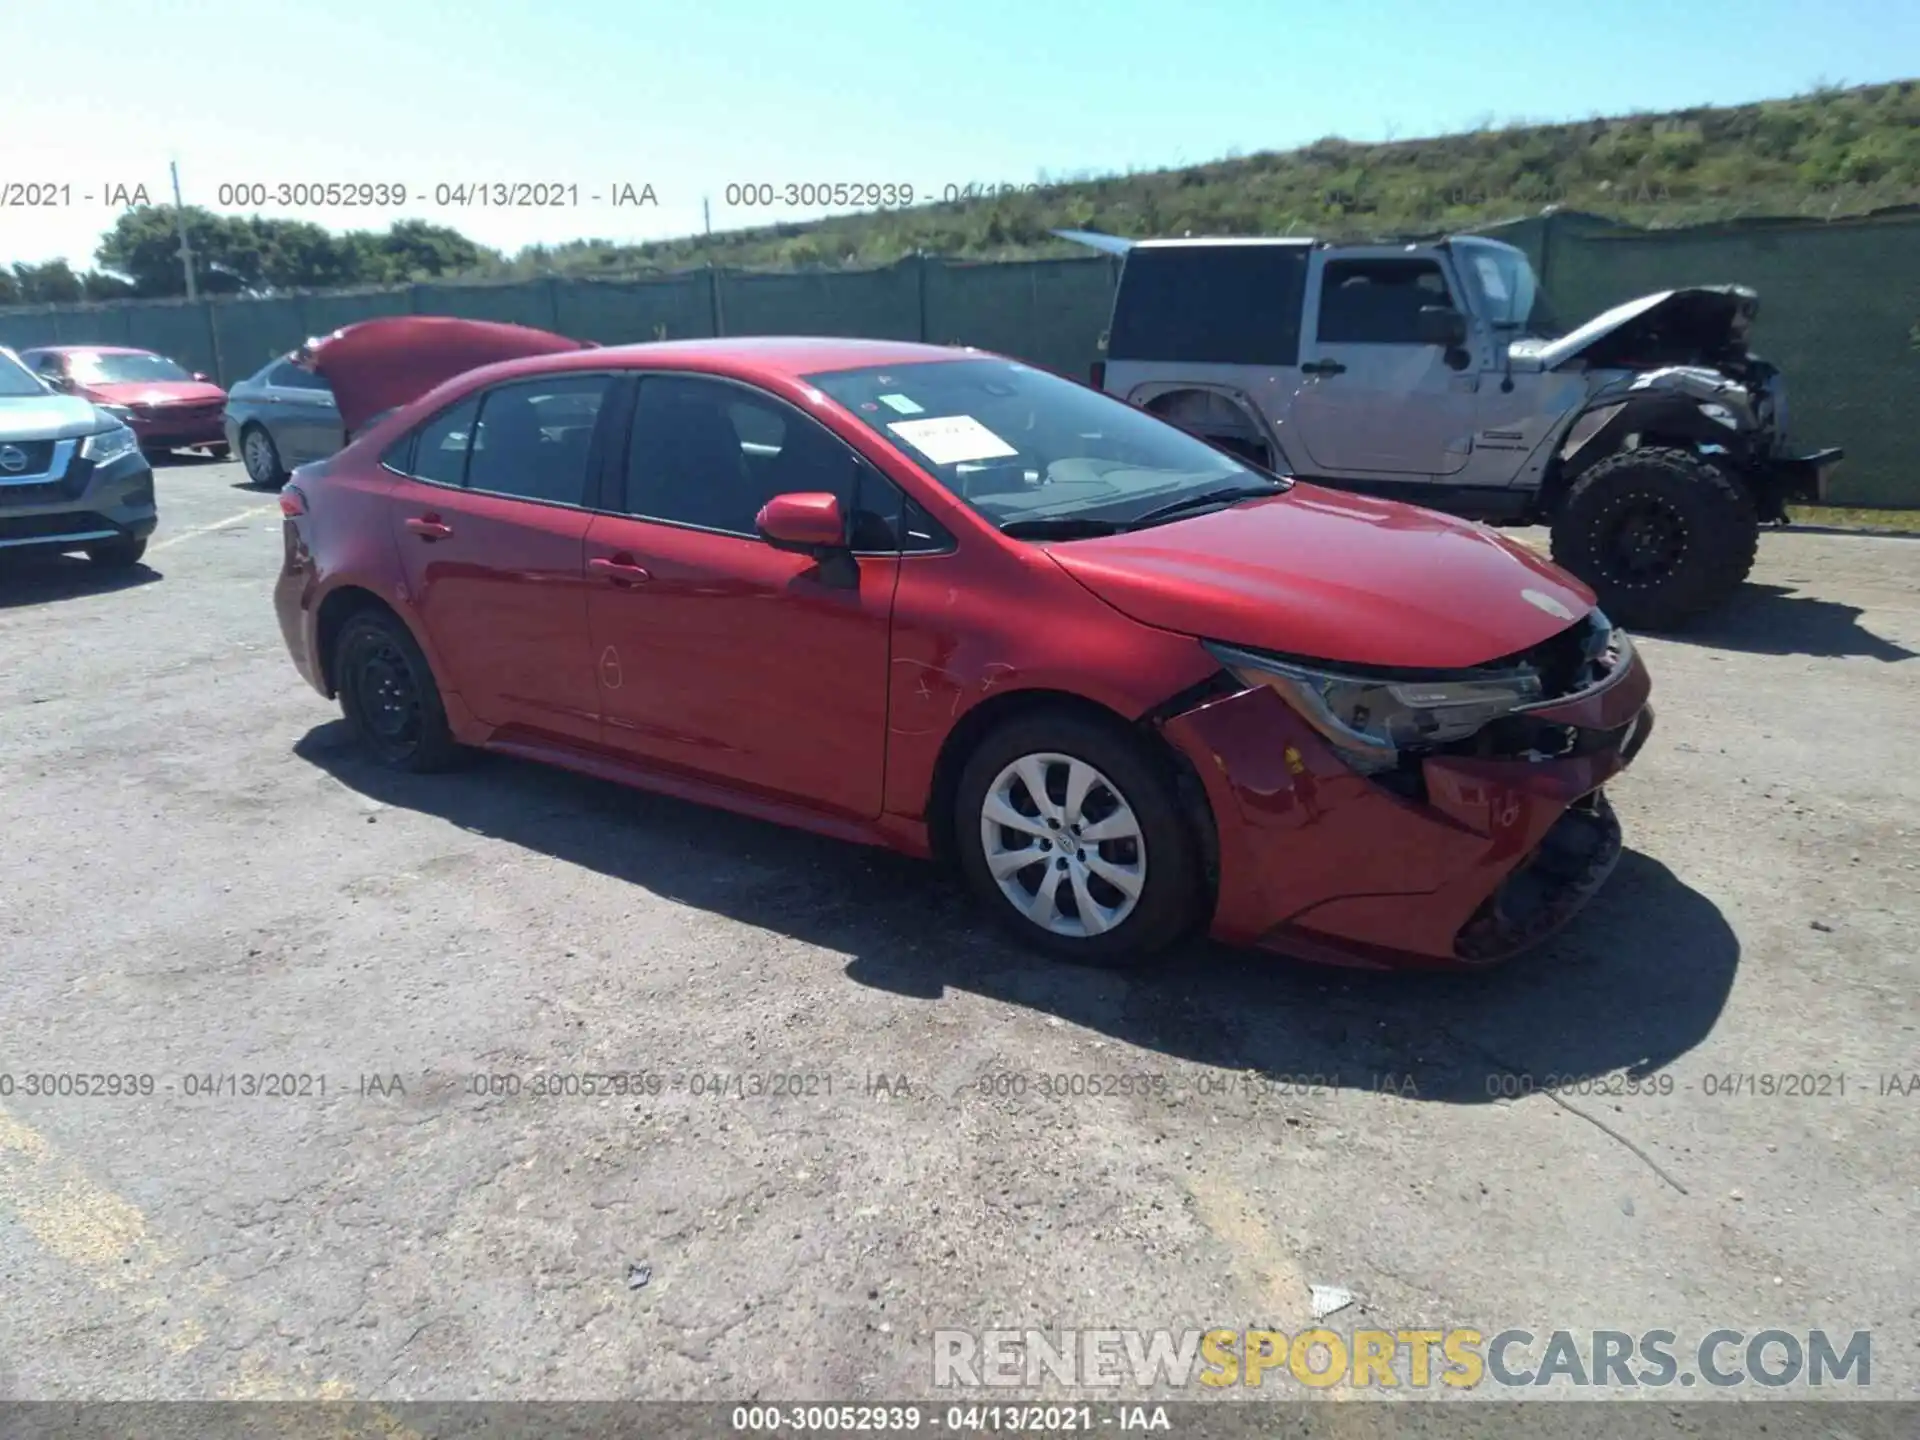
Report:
1301,359,1347,376
589,556,651,583
404,516,453,540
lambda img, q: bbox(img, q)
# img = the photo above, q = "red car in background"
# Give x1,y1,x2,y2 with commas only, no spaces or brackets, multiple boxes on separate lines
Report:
19,345,228,458
274,317,1654,972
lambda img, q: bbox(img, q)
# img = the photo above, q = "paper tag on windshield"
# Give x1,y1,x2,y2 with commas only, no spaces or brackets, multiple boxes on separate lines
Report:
877,392,924,415
887,414,1017,465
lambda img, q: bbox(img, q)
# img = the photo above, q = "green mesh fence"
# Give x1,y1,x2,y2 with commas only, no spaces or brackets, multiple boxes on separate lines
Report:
4,217,1913,504
553,274,716,343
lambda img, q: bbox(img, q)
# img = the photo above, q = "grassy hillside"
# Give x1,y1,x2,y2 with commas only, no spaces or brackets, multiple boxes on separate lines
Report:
507,80,1919,276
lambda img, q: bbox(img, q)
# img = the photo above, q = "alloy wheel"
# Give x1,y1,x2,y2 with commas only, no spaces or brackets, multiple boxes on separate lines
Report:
243,429,277,485
978,752,1146,938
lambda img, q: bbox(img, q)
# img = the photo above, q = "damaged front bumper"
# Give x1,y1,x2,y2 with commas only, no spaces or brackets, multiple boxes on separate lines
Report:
1764,446,1845,508
1159,639,1654,970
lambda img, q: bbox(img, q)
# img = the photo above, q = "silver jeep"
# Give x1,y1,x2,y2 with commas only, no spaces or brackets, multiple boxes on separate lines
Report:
1073,230,1843,629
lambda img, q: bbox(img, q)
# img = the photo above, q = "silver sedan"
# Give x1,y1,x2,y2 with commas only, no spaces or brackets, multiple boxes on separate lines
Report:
221,357,343,488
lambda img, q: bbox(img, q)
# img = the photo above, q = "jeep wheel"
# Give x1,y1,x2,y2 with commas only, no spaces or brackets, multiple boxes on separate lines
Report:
1549,447,1758,630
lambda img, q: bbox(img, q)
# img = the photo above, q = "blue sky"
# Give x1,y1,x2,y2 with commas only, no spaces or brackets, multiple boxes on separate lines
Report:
5,0,1916,271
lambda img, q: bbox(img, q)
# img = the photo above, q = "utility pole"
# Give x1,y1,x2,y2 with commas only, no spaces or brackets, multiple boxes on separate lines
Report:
170,160,197,301
703,197,712,235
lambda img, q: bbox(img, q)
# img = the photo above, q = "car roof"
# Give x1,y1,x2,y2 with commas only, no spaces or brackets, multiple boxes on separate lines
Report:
1131,237,1318,249
31,345,159,356
464,335,985,385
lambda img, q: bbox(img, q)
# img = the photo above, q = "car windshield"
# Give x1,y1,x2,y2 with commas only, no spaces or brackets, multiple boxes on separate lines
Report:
66,351,194,384
0,350,47,398
806,357,1281,534
1459,244,1560,339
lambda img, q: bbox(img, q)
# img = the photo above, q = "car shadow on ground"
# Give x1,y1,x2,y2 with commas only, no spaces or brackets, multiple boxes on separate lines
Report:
148,449,226,468
0,554,160,608
298,722,1739,1107
1645,582,1916,662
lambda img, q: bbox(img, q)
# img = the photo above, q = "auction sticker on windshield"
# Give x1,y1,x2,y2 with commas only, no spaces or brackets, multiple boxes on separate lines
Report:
888,414,1018,465
877,392,924,414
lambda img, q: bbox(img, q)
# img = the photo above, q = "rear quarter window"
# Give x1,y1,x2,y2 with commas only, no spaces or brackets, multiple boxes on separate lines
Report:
1108,245,1309,366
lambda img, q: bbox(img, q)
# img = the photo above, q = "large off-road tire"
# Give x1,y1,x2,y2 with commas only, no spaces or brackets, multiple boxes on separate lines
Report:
1549,447,1758,630
333,609,463,772
953,710,1203,968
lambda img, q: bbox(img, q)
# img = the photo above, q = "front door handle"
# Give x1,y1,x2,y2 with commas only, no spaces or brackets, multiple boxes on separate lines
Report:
1300,359,1347,376
404,516,453,540
589,556,651,584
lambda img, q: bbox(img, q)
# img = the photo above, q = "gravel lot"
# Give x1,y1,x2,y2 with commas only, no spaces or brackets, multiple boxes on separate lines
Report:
1,456,1915,1406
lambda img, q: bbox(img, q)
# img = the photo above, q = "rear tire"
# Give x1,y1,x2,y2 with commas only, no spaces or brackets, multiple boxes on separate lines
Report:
954,710,1202,967
1549,447,1758,630
84,537,147,569
241,424,287,489
333,609,462,772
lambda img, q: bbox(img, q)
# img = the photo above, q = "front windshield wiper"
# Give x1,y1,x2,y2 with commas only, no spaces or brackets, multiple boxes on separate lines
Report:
1124,483,1284,531
999,516,1127,539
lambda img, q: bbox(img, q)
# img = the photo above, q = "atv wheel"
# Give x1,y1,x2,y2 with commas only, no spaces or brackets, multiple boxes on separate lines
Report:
1550,447,1758,630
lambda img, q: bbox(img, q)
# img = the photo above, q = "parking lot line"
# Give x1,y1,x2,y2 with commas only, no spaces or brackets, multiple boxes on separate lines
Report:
0,1101,421,1421
150,503,280,554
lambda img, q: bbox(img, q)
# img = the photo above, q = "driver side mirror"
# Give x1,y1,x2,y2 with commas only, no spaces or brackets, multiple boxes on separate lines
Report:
193,371,211,383
1416,305,1468,348
756,492,846,553
42,372,73,391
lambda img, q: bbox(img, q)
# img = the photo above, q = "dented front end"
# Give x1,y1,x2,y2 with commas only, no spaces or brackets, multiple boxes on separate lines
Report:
1158,612,1653,969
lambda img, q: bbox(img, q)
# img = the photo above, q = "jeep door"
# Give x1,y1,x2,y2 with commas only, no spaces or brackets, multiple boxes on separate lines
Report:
1291,250,1479,479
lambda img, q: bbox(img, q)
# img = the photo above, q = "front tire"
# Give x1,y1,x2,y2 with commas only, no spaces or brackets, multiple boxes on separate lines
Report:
241,424,287,489
954,711,1202,967
333,610,461,772
1549,447,1758,630
85,537,147,569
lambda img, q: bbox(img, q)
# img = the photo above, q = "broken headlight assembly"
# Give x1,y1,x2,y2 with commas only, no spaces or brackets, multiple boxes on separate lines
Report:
1204,617,1631,776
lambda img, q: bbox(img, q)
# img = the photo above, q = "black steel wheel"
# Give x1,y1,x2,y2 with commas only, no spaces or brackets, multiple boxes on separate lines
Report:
333,609,461,772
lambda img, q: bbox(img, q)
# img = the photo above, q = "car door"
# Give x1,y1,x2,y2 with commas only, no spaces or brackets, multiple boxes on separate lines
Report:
385,372,616,749
1290,250,1480,479
582,372,899,821
264,360,344,464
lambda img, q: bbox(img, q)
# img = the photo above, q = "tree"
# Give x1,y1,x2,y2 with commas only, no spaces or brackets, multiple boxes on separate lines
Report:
372,220,496,281
94,206,265,296
7,261,84,303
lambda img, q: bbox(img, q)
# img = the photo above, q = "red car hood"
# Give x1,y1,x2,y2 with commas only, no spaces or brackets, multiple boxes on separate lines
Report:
1045,483,1597,670
86,379,225,406
295,316,594,434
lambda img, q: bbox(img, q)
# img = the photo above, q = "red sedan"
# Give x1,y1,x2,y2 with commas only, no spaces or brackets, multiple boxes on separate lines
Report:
19,345,228,456
275,317,1654,970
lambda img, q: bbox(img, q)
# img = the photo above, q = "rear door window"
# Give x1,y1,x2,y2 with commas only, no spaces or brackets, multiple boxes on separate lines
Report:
407,397,480,487
1108,245,1309,366
1316,259,1452,344
464,375,615,507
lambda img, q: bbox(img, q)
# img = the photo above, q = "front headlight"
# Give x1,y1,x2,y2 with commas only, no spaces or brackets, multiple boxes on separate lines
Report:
80,423,140,465
1204,641,1546,773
